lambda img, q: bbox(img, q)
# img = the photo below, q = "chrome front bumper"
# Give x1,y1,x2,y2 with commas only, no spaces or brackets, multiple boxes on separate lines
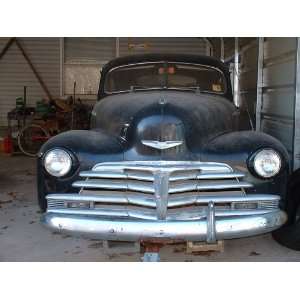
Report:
42,161,287,242
41,209,287,242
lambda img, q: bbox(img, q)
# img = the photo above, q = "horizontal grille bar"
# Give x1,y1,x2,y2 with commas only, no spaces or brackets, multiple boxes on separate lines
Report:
47,193,279,209
47,192,156,208
47,200,65,208
80,170,245,182
168,194,279,207
92,161,233,173
196,172,245,180
72,179,154,193
47,207,281,221
73,179,252,193
168,181,253,193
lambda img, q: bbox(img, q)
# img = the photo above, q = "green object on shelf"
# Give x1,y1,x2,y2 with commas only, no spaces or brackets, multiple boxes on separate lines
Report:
16,97,24,111
36,101,51,114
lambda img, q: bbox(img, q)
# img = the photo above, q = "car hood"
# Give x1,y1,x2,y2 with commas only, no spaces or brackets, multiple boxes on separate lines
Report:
91,90,236,157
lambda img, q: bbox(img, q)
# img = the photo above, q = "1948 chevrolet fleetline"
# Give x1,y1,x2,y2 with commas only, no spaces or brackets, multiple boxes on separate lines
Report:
38,53,289,247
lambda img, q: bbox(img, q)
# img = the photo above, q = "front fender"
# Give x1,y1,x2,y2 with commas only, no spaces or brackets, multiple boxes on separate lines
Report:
37,129,124,211
201,130,290,208
201,130,289,169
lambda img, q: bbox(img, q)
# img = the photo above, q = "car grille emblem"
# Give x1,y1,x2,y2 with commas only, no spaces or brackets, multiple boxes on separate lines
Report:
142,140,183,150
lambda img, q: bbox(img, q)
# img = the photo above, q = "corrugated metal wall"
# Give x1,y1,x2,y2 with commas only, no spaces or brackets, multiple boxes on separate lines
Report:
65,37,116,64
64,37,209,95
64,38,116,95
0,37,209,126
64,37,208,62
239,39,258,129
119,37,208,56
256,37,297,163
0,37,60,126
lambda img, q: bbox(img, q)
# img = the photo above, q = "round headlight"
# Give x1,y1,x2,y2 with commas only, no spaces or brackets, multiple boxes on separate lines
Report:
253,149,281,178
44,149,72,177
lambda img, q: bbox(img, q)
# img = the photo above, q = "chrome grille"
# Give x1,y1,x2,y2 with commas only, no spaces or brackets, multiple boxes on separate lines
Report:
47,200,65,209
46,161,280,221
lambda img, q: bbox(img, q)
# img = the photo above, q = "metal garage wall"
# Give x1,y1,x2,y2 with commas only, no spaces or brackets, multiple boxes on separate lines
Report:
64,38,116,95
65,38,116,64
0,37,60,126
239,39,259,129
256,37,297,165
63,37,210,96
119,37,209,56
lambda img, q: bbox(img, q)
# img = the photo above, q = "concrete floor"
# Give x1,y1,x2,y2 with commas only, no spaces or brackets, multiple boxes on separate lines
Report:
1,155,300,262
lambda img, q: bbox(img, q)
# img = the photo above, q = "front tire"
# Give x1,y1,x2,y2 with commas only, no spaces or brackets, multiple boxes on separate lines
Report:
272,172,300,250
272,223,300,251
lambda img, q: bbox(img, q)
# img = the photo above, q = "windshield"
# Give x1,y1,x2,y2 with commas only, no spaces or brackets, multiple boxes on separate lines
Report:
104,62,226,94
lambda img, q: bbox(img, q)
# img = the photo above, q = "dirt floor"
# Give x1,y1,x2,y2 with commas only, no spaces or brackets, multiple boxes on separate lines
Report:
1,155,300,262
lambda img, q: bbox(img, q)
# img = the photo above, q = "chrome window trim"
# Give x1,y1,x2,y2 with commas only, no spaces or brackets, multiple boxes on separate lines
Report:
103,61,227,96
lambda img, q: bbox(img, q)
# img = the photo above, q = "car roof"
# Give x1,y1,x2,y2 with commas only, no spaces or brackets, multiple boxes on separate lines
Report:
101,53,229,74
98,53,233,101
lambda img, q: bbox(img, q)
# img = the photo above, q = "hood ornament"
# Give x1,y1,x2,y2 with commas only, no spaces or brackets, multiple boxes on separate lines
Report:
142,140,183,150
158,97,166,105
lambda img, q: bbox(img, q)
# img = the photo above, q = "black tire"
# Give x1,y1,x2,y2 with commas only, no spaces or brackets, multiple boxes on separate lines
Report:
272,171,300,250
272,223,300,251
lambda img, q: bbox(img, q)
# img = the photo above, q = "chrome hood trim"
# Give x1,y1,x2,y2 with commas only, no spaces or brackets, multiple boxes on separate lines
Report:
141,140,183,150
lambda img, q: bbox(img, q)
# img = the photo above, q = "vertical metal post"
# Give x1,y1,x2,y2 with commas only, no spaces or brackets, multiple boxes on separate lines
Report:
23,86,27,127
206,42,211,56
59,37,64,97
256,37,264,131
233,37,239,107
204,38,213,56
115,37,120,58
220,37,224,62
293,37,300,171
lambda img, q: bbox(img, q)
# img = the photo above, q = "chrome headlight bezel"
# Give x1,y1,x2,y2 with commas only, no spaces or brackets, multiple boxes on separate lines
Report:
249,148,282,179
43,148,73,177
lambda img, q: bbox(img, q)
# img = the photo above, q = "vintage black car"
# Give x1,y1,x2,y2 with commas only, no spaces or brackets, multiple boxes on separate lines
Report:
38,53,289,246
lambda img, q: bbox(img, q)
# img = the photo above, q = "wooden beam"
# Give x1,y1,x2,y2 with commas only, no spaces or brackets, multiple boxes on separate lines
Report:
0,37,16,61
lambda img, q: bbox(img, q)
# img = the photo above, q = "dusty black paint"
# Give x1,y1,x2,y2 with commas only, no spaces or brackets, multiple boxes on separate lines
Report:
37,54,290,212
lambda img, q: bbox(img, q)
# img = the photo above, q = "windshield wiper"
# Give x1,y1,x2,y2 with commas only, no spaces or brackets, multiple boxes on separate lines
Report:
184,86,204,94
130,85,152,92
129,85,209,94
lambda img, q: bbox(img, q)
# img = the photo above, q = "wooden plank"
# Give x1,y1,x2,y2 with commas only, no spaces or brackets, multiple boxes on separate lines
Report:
186,240,224,254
